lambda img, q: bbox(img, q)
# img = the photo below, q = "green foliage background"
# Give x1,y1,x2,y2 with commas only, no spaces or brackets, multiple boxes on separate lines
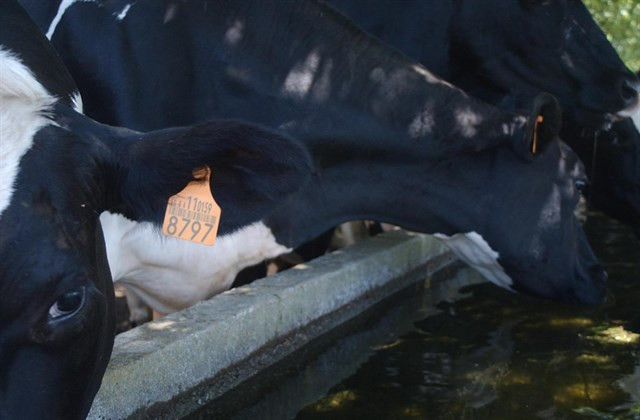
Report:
583,0,639,71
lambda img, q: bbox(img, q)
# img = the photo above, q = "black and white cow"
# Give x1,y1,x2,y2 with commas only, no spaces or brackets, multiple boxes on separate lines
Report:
0,1,312,418
325,0,640,234
16,0,609,314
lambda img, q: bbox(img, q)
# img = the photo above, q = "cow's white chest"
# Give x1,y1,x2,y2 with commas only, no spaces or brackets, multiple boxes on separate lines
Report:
100,212,290,313
434,231,513,291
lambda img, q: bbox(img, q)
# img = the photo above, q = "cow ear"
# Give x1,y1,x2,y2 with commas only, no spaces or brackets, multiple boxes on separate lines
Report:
116,120,312,234
514,93,562,161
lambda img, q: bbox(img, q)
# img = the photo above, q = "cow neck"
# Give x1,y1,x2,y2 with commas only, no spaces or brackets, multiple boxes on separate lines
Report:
263,146,482,249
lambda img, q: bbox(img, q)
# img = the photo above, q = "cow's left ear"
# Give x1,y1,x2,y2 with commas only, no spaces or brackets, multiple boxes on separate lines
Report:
114,120,312,234
513,93,562,161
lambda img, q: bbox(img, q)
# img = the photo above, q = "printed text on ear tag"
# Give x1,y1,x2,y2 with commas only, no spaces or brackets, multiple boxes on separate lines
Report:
162,166,221,246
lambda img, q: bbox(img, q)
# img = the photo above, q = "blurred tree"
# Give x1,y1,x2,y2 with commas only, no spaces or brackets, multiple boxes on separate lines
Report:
583,0,639,71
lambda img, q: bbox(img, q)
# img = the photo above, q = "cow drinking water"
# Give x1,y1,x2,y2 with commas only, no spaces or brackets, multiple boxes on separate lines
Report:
19,0,609,313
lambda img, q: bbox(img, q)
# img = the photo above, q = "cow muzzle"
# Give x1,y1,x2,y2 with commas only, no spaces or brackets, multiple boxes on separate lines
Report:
614,78,640,119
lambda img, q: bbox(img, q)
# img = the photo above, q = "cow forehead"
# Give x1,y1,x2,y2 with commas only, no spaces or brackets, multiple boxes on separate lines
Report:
0,46,57,217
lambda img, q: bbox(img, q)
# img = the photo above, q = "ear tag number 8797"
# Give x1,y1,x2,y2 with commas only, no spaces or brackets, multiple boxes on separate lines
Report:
162,166,221,246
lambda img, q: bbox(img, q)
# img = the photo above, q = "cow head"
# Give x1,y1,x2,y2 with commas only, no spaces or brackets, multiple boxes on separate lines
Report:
450,0,639,128
424,94,606,304
472,84,640,239
0,2,311,418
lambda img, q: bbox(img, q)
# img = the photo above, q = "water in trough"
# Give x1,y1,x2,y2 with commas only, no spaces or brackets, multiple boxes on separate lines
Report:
186,212,639,419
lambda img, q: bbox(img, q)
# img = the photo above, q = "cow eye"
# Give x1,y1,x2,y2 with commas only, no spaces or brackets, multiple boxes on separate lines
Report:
48,287,85,320
575,179,589,194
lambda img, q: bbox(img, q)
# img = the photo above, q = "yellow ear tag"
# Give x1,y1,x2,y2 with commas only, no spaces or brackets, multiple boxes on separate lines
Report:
532,115,544,155
162,166,221,246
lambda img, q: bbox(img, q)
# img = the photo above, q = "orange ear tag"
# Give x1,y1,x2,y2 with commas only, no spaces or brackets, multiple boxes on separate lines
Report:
162,166,221,246
532,115,544,154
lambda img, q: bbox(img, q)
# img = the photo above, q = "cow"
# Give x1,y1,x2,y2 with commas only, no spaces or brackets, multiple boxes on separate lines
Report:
16,0,609,315
23,0,640,242
566,109,640,237
0,1,312,418
325,0,640,234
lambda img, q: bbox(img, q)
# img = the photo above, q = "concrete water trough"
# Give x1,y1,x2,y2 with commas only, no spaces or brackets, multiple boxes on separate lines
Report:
88,230,456,419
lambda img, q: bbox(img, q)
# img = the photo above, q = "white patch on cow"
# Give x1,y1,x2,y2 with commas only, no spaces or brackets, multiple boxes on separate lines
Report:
0,48,55,216
224,20,245,46
114,4,132,21
433,231,514,291
408,102,435,138
46,0,95,39
100,212,290,314
71,90,83,113
281,50,320,99
454,107,483,138
631,106,640,129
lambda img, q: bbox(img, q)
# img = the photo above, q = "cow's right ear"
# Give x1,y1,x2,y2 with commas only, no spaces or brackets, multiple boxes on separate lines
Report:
111,120,313,234
513,93,562,161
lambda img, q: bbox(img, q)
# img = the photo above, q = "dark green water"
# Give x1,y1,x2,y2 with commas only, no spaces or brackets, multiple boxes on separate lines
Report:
297,213,640,420
188,212,639,420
